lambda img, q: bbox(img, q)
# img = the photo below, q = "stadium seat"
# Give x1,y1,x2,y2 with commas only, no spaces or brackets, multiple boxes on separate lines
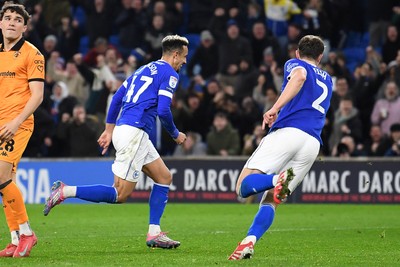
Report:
71,5,86,33
79,36,90,55
109,35,119,47
184,33,201,60
342,47,366,73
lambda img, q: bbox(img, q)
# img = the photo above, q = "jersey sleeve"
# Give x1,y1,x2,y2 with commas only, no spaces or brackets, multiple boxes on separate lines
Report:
106,79,128,124
157,72,180,139
27,49,45,82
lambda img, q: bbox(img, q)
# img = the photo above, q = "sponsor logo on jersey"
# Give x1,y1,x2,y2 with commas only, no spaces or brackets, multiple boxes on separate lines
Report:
1,151,8,157
169,76,178,88
0,71,16,78
14,51,21,58
34,59,44,65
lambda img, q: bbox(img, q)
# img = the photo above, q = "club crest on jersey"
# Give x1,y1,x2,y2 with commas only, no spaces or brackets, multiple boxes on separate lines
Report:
169,76,178,88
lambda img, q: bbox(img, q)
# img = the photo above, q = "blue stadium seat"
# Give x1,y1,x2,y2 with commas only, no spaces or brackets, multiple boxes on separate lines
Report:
79,36,89,55
184,33,201,60
72,6,86,33
342,47,366,73
109,35,119,47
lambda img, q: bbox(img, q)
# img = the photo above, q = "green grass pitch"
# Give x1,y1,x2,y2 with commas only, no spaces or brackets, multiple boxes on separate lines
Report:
0,203,399,266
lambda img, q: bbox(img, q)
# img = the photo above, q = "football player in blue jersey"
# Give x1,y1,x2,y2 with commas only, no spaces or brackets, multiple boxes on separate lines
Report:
44,35,188,249
228,35,333,260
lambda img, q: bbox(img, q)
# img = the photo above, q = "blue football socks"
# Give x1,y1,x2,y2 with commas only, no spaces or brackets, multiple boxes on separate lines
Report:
149,183,169,225
239,173,275,198
76,185,117,203
247,204,275,241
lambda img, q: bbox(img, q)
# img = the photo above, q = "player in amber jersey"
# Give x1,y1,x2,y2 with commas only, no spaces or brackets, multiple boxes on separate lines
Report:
0,3,44,258
229,35,333,260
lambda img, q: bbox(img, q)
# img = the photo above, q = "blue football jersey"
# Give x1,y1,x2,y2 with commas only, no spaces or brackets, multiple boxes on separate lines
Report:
270,58,333,144
107,60,180,138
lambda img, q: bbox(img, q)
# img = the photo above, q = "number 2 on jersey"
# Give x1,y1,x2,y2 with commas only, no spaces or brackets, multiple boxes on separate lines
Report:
125,75,153,103
312,79,328,114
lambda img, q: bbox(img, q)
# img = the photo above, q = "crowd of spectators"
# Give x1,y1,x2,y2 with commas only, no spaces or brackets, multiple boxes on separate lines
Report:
2,0,400,158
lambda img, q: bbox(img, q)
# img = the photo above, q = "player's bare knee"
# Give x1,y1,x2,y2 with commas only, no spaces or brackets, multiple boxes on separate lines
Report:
153,171,172,185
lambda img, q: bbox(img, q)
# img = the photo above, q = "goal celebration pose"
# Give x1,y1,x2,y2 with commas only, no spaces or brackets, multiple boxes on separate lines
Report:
229,35,333,260
44,35,188,249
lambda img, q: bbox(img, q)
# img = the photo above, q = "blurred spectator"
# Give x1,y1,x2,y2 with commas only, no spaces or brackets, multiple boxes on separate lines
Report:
206,112,241,156
23,105,55,158
235,57,259,101
249,21,282,68
199,78,223,129
85,54,117,121
301,0,332,62
144,14,171,62
352,62,384,140
73,0,117,48
384,123,400,156
208,1,247,37
381,25,400,64
115,0,148,59
186,0,214,33
41,0,71,32
371,81,400,136
212,85,241,128
173,132,207,157
364,124,392,156
83,37,111,68
284,23,303,60
367,0,397,48
42,34,58,61
177,92,208,140
301,0,331,39
376,60,400,99
262,86,279,113
186,30,219,81
330,76,351,112
147,0,183,33
56,104,103,157
333,135,366,158
242,123,266,156
46,52,89,106
323,0,349,49
237,96,262,141
56,15,81,62
365,45,382,76
258,47,283,91
263,0,302,49
215,19,253,87
325,51,353,85
50,81,78,123
329,96,363,154
245,1,265,35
